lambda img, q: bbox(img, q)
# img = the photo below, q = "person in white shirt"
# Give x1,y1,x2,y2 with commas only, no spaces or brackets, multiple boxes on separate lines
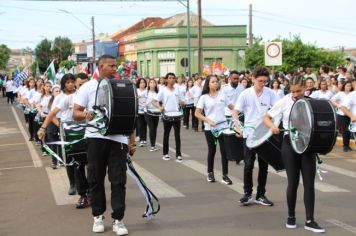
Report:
263,76,326,233
222,70,243,119
136,78,148,146
144,78,159,151
183,79,195,129
23,78,37,141
157,76,166,91
269,79,285,100
233,67,277,206
175,75,187,127
152,72,184,162
195,75,234,184
330,81,353,152
5,77,16,104
340,89,356,143
309,80,333,100
304,77,316,96
72,55,135,235
191,76,204,131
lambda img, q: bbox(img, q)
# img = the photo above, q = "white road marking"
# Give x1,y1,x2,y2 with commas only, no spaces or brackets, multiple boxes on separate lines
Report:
320,163,356,179
132,162,185,198
345,159,356,164
326,219,356,234
46,167,78,205
0,142,26,147
0,165,34,171
156,142,191,158
181,160,245,194
0,127,20,135
11,106,42,167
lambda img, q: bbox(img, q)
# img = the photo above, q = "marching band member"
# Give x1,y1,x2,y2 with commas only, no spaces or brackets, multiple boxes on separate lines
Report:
191,76,203,131
23,78,37,141
152,72,183,162
183,78,195,129
175,74,187,127
331,81,354,152
309,80,333,100
263,76,325,233
144,78,159,151
195,75,234,184
233,67,277,206
304,77,316,96
222,70,243,119
340,84,356,134
270,79,285,100
73,55,135,235
136,78,148,147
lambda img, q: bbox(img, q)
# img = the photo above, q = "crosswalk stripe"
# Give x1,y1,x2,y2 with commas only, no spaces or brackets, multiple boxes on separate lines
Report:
181,160,245,194
344,159,356,164
131,161,185,198
156,142,191,158
320,163,356,179
326,219,356,234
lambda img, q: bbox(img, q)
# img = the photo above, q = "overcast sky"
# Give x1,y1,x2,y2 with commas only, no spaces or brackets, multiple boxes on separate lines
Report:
1,0,355,50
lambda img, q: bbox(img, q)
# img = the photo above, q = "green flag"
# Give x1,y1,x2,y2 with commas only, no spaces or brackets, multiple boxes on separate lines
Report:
46,60,55,83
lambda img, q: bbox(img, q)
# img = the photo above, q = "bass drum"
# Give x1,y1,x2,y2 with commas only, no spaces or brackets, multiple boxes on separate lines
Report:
95,78,137,136
289,98,337,155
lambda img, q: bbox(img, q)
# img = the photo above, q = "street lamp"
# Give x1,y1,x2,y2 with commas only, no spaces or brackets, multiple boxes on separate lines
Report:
59,9,96,68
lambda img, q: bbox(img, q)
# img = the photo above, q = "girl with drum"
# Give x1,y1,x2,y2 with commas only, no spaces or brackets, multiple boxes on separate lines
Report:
136,78,148,147
183,79,195,129
144,78,160,151
310,80,334,100
270,79,285,100
263,76,325,233
195,75,234,185
331,81,354,152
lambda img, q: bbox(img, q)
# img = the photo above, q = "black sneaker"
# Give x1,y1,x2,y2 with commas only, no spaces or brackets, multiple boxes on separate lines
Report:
239,194,253,205
286,217,297,229
68,185,77,195
343,146,349,152
207,172,216,182
255,195,274,206
221,175,232,185
76,195,90,209
304,220,325,233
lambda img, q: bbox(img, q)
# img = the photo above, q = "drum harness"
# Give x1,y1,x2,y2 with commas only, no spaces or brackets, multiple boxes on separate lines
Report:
42,105,161,218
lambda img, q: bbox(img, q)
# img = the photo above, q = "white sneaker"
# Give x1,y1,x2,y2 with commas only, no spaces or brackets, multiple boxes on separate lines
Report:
139,141,144,147
113,220,128,235
162,155,170,161
176,156,183,163
135,136,139,142
92,215,105,233
149,146,158,152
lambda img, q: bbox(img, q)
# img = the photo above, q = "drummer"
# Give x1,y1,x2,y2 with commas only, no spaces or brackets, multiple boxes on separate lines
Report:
144,78,160,152
263,75,325,233
195,75,234,184
233,67,277,206
340,87,356,128
152,72,184,162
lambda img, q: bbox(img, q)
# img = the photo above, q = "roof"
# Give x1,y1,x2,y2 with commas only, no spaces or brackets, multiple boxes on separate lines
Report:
162,12,213,27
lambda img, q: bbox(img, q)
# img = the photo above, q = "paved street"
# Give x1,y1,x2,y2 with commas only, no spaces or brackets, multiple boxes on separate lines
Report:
1,97,356,236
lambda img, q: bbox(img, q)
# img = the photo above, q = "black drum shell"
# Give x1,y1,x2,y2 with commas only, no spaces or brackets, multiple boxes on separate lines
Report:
61,122,87,158
222,132,244,162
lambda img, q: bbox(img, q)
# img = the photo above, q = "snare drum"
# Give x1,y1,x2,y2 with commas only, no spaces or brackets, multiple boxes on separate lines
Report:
60,121,87,158
289,98,337,155
349,122,356,133
95,78,137,135
147,108,161,117
138,109,144,115
162,111,183,122
222,129,244,162
246,115,284,172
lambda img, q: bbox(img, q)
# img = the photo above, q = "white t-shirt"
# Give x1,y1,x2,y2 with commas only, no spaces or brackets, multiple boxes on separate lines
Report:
155,87,180,113
52,92,64,118
19,86,28,97
25,88,37,107
222,84,243,116
267,94,294,134
40,95,52,114
74,79,128,144
191,85,203,106
174,83,186,102
331,92,348,116
56,93,75,122
5,80,16,92
342,91,356,117
145,91,158,111
158,84,165,92
137,88,147,112
196,91,230,131
272,89,285,100
310,90,333,100
235,87,277,138
32,91,42,105
184,87,194,105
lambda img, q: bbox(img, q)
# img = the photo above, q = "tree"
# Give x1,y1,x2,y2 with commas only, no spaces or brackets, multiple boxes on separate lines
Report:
34,39,52,72
0,44,11,70
52,36,73,66
59,59,76,70
245,36,344,72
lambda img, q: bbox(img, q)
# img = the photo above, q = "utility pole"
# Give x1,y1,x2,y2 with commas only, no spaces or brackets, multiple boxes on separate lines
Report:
92,16,96,70
248,4,253,47
197,0,202,75
186,0,191,78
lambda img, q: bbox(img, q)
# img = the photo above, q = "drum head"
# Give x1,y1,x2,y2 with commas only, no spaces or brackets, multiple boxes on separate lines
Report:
246,114,282,148
289,99,313,154
95,78,112,124
164,111,183,117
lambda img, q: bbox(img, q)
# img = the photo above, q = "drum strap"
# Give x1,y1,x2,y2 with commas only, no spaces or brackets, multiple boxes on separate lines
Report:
126,155,160,218
315,154,327,181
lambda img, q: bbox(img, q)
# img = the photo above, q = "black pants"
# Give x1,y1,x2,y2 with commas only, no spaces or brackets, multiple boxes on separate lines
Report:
1,86,5,97
242,139,268,198
144,113,159,147
69,153,89,196
87,138,127,220
28,112,37,140
281,137,316,221
137,114,147,142
204,131,228,175
183,105,195,128
6,92,14,104
163,119,181,157
337,114,351,147
193,107,204,130
46,123,62,165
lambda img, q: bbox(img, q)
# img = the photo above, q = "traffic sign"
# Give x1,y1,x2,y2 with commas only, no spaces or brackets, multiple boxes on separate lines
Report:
265,42,282,66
